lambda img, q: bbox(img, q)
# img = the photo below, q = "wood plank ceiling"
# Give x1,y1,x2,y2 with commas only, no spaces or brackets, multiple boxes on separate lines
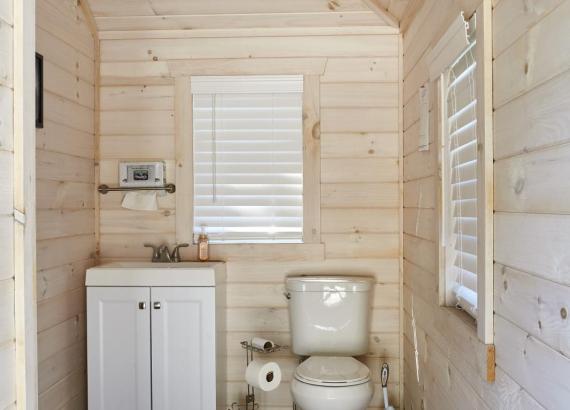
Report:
85,0,410,32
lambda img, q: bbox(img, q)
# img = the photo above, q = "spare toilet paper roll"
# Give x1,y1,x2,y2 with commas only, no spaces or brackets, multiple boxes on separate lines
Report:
245,360,282,392
121,191,158,211
251,337,275,351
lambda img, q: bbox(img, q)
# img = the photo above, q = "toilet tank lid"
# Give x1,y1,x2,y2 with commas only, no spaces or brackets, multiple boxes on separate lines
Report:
285,276,373,292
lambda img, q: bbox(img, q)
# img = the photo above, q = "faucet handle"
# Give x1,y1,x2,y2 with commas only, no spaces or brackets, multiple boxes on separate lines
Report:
171,243,190,262
144,243,160,262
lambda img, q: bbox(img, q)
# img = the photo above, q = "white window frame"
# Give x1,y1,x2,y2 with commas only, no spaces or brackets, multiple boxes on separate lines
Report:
431,7,493,344
172,72,321,251
190,75,305,244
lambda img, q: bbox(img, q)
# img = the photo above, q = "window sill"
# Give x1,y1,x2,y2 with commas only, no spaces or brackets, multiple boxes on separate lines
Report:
179,242,325,262
444,305,477,332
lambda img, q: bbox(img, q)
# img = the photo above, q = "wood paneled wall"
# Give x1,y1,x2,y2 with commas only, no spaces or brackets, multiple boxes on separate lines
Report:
402,0,570,409
98,33,402,408
35,0,96,408
0,0,16,407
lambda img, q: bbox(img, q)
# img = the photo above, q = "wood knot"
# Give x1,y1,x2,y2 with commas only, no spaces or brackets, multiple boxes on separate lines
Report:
312,121,321,140
561,307,568,320
514,178,525,194
328,0,340,10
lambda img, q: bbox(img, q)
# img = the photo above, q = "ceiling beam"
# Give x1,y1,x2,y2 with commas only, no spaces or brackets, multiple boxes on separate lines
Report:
361,0,400,28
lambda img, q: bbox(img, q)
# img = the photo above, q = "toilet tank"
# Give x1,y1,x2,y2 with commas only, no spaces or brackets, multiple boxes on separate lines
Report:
285,276,373,356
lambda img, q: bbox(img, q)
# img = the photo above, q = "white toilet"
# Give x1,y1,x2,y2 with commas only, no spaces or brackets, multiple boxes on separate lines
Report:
285,276,374,410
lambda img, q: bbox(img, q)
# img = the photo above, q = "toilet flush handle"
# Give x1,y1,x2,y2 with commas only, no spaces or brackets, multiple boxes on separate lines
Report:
283,291,291,300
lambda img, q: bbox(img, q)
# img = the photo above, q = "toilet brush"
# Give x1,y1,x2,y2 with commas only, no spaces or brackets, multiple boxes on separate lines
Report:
381,363,395,410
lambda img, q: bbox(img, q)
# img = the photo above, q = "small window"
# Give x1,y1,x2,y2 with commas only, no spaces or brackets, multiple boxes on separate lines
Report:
191,75,304,244
441,37,478,317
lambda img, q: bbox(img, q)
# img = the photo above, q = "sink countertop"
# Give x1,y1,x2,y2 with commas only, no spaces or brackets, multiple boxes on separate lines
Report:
85,261,226,287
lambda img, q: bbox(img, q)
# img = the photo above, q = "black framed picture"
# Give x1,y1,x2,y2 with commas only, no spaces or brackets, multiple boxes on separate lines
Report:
36,53,43,128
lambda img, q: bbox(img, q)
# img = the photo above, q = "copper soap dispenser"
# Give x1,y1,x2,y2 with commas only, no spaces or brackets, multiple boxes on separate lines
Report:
197,225,209,261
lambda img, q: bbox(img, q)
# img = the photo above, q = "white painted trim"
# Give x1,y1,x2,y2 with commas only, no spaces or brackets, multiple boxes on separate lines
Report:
433,7,494,345
13,0,38,407
474,1,494,345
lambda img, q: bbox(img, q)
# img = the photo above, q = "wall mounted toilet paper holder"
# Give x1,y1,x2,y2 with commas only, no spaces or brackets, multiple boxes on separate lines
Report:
230,341,286,410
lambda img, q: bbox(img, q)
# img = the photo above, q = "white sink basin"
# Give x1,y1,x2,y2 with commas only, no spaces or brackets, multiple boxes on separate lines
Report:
85,261,226,287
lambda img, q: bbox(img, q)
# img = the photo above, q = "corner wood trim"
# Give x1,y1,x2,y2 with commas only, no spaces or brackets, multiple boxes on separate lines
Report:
486,344,496,382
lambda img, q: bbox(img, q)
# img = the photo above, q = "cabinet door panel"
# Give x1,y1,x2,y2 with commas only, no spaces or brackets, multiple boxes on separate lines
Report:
87,287,151,410
151,287,216,410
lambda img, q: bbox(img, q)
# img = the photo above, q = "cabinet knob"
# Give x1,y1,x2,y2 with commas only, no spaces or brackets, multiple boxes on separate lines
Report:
153,302,161,310
138,302,146,310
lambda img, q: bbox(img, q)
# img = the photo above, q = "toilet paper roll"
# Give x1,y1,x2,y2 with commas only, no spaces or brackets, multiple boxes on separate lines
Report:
245,360,282,392
251,337,275,351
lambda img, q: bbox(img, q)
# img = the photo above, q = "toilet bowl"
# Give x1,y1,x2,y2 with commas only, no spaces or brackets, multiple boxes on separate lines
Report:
290,356,374,410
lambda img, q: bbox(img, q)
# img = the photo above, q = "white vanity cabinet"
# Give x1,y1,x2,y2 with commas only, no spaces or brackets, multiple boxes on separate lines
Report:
86,263,226,410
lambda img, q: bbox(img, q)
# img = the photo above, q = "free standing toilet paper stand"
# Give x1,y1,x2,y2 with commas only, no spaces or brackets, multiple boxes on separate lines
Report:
230,341,286,410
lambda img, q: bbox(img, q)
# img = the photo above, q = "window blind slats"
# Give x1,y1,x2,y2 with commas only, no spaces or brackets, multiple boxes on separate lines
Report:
446,37,478,318
453,216,477,237
451,179,476,201
451,266,477,292
194,140,301,152
194,195,303,207
452,198,477,218
451,160,476,183
195,174,302,184
452,251,477,280
451,233,477,255
451,140,477,167
191,75,304,243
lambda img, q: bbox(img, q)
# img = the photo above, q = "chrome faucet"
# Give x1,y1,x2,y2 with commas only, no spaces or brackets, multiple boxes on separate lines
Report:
144,243,189,263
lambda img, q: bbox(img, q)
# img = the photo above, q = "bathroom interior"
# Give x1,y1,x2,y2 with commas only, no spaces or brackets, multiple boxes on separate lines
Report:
1,0,570,409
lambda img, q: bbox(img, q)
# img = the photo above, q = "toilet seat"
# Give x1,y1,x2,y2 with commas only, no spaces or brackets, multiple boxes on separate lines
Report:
294,357,370,387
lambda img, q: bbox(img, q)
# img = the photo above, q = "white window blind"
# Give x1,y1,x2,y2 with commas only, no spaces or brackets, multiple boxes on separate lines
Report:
444,37,478,318
191,75,304,243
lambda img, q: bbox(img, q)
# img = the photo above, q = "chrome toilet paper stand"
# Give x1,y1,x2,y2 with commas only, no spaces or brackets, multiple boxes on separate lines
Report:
230,341,285,410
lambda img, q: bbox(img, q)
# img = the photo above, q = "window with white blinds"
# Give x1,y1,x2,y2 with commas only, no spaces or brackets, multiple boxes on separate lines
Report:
444,37,478,318
191,75,304,243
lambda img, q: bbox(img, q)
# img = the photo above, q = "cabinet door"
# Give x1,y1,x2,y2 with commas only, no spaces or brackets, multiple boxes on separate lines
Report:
87,287,152,410
151,287,216,410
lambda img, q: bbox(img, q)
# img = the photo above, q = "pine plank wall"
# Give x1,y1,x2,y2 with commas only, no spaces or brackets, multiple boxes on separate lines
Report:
27,0,570,409
402,0,570,409
96,31,403,409
0,0,16,407
35,0,96,408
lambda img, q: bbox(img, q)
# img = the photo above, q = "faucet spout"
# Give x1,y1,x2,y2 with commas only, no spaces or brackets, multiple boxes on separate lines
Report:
144,243,173,262
158,245,172,263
